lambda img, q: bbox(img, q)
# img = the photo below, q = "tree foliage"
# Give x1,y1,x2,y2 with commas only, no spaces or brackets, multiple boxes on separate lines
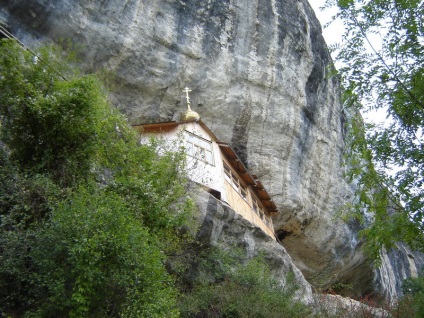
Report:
323,0,424,258
401,273,424,317
0,43,110,186
0,39,190,317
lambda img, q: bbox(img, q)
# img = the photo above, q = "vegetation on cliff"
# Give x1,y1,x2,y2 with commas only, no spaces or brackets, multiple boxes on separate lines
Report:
0,39,192,317
0,39,308,317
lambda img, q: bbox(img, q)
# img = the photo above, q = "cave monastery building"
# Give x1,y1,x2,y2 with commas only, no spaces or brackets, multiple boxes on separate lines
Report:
133,88,278,239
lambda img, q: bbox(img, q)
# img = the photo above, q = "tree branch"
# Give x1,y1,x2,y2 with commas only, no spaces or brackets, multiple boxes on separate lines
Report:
350,12,424,110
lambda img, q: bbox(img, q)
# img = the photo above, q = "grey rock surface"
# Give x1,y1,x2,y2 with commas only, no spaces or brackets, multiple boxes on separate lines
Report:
1,0,421,301
192,186,313,303
376,243,424,303
314,294,389,317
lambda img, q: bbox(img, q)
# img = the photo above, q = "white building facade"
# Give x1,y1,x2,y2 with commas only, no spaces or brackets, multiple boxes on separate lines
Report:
134,117,278,239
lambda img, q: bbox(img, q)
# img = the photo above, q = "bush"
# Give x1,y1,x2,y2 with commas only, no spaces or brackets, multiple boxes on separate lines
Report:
0,39,191,317
0,40,117,186
178,248,309,318
1,185,181,317
400,274,424,317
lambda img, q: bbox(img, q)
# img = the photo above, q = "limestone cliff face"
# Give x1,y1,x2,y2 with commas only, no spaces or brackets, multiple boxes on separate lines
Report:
376,243,424,303
1,0,420,300
192,185,313,302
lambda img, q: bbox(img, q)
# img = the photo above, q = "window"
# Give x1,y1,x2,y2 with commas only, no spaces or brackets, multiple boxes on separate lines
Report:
224,164,231,181
223,162,272,229
252,197,271,226
185,131,214,165
224,163,239,191
240,185,248,201
252,197,266,219
264,215,271,226
231,174,240,192
224,163,249,199
252,198,259,214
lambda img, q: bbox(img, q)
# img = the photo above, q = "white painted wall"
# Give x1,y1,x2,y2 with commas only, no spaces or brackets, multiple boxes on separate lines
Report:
183,122,226,200
139,122,227,200
139,122,275,238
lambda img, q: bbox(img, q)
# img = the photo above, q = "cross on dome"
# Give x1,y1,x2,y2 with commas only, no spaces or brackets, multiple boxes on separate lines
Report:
183,87,192,110
180,86,200,121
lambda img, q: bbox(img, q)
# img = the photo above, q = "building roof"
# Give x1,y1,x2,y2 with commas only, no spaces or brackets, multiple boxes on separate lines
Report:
132,119,278,214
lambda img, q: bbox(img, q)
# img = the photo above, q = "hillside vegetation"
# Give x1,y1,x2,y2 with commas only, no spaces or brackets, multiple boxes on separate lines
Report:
0,39,308,318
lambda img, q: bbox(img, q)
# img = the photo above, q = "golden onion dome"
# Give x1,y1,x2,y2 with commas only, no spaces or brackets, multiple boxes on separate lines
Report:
181,87,200,121
181,109,200,122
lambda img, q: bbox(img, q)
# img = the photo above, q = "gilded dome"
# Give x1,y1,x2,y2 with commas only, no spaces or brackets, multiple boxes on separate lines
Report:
181,109,200,122
180,87,200,121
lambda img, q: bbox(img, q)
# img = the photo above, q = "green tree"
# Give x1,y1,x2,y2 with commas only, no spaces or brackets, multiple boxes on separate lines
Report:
0,42,110,186
0,39,191,317
322,0,424,259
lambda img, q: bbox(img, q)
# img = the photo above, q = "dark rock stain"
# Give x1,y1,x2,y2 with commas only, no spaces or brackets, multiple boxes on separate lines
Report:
298,5,330,157
304,2,329,125
231,99,252,168
3,0,53,35
256,0,273,58
196,195,218,245
201,0,234,56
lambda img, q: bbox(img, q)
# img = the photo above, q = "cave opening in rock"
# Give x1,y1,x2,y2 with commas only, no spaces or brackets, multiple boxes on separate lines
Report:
276,229,292,241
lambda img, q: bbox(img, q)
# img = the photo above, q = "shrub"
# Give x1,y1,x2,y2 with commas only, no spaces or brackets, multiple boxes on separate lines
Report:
0,40,117,186
400,274,424,317
0,39,191,317
178,248,309,318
